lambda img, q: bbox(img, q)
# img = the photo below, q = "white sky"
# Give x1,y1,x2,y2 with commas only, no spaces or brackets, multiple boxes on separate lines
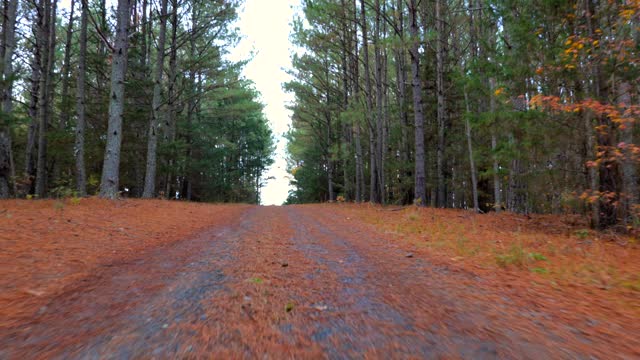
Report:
227,0,299,205
60,0,299,205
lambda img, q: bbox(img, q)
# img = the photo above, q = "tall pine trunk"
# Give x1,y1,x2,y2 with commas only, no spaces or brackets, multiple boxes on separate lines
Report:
99,0,132,198
435,0,447,207
352,0,364,202
54,0,76,182
618,81,636,223
394,0,411,204
25,34,41,192
182,3,198,201
163,0,178,198
143,0,168,198
75,0,88,196
0,0,18,197
409,0,426,205
584,0,600,227
463,88,479,212
360,0,377,203
374,0,385,204
340,0,351,200
466,5,479,212
489,77,501,212
35,0,56,198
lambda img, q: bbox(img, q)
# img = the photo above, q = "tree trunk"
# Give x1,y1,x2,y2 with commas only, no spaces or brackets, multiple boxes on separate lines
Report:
98,0,107,57
0,0,18,197
394,0,411,204
143,0,168,198
582,110,599,227
618,81,636,223
409,0,426,206
351,0,363,202
374,0,385,204
25,45,40,193
583,0,600,227
435,0,447,207
54,0,76,182
99,0,132,198
339,0,351,200
323,54,335,202
163,0,178,198
183,3,198,201
141,0,149,67
489,77,501,212
75,0,88,196
355,122,364,202
35,0,55,198
359,0,378,203
463,88,479,212
381,47,389,203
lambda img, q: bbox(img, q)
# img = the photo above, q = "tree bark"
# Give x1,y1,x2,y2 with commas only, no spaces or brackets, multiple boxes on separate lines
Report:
340,0,351,200
99,0,132,198
25,32,41,192
182,2,199,201
435,0,447,207
618,81,636,222
352,0,364,202
463,87,479,212
409,0,426,206
143,0,168,198
394,0,411,204
0,0,18,197
75,0,88,196
54,0,76,181
35,0,55,198
359,0,378,203
163,0,178,198
374,0,385,204
489,77,501,212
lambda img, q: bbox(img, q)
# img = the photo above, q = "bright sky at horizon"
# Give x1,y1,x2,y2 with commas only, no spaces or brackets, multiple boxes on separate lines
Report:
227,0,300,205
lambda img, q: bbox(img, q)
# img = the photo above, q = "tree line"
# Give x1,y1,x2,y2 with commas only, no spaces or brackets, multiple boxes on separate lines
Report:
285,0,639,229
0,0,274,203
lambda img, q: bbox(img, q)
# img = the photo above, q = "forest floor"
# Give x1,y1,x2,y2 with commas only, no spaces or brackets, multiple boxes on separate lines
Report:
0,199,638,359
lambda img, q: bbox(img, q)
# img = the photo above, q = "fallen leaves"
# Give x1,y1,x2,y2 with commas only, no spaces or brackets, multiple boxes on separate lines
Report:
0,198,249,328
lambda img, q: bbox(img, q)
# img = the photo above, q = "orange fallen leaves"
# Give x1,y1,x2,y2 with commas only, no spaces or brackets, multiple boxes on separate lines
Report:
334,203,639,314
0,198,249,328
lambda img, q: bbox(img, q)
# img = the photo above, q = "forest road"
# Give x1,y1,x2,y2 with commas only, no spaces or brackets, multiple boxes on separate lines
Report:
0,205,622,359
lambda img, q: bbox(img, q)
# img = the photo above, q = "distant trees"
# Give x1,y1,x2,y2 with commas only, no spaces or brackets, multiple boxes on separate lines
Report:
286,0,639,229
0,0,273,203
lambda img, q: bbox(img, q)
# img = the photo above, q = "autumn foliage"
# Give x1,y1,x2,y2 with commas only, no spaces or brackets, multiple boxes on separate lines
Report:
529,1,639,229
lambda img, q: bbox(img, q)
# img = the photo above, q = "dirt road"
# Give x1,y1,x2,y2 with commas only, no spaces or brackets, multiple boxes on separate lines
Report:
1,205,637,359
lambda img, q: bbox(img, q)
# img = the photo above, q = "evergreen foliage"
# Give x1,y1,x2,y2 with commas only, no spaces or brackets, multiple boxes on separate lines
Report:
0,0,273,203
